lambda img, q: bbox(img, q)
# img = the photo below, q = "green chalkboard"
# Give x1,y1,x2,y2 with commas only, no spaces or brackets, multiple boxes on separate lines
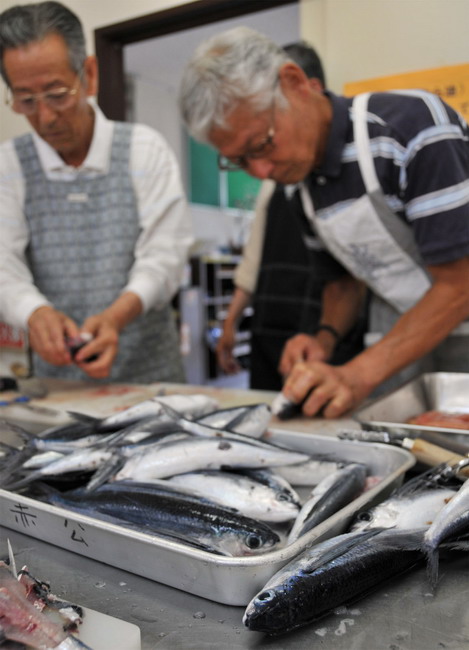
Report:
189,138,219,207
189,136,261,209
227,169,261,210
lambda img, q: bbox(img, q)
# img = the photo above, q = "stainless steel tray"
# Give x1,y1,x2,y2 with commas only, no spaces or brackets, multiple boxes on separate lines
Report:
354,372,469,439
0,429,414,606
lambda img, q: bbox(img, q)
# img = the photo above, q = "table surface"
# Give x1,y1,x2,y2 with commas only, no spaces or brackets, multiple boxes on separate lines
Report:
1,380,468,650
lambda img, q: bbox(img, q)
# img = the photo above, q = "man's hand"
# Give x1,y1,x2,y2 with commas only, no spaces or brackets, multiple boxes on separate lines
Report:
279,332,335,378
216,324,241,374
73,314,119,379
281,360,368,419
28,306,79,366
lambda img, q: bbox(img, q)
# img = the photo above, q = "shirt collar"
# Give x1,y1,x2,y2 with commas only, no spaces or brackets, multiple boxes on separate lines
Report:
312,91,352,179
32,101,113,174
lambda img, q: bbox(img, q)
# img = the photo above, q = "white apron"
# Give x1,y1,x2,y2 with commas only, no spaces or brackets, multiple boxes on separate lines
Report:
299,92,469,393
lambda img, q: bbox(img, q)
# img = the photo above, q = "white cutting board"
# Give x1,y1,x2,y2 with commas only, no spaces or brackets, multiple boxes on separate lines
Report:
15,606,141,650
78,607,141,650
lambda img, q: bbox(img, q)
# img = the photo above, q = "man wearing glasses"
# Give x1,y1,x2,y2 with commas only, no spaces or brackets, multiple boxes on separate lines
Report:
216,41,366,391
180,26,469,418
0,1,193,384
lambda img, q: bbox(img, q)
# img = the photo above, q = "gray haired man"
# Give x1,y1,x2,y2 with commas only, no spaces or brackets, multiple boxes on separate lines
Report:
180,26,469,418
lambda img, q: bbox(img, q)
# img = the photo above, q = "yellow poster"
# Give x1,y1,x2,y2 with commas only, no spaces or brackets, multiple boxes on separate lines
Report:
344,63,469,121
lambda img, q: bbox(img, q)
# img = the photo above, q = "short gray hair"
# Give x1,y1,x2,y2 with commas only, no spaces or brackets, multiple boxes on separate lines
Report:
179,26,289,143
0,1,87,85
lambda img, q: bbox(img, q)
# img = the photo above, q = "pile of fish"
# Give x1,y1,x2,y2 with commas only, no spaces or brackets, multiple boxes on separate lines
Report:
0,542,92,649
0,393,367,558
244,461,469,635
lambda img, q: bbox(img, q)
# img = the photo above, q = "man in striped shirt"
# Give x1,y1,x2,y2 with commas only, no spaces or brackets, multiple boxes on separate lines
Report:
180,26,469,417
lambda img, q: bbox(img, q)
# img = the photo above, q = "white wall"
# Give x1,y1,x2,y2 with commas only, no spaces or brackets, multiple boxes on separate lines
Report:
0,0,187,140
1,0,467,139
301,0,469,94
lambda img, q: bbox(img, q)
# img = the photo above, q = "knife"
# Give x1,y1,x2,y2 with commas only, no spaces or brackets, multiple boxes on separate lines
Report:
339,428,469,477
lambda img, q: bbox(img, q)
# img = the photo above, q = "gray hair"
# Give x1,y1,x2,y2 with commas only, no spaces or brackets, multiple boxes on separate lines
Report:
0,1,87,85
179,26,289,143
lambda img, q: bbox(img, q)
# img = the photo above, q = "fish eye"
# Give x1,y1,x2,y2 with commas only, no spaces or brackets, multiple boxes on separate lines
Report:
276,492,289,502
246,534,262,550
256,590,274,603
356,511,372,521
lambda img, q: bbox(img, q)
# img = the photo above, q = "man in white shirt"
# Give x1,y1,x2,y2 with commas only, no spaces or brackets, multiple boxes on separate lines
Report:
0,1,193,383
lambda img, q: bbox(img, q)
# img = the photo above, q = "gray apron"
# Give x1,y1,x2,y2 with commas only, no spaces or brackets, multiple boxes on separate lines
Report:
299,92,469,393
15,124,185,384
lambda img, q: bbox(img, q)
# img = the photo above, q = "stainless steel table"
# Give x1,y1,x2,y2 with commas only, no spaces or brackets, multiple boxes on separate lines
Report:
1,526,468,650
1,380,468,649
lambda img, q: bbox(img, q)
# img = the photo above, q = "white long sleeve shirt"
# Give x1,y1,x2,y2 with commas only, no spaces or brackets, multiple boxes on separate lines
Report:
0,105,193,329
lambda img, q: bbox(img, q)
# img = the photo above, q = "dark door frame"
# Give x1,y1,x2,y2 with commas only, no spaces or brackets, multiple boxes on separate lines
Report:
94,0,297,120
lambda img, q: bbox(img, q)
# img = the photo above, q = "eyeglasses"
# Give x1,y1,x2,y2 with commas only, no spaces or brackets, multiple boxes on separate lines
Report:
217,125,276,171
5,77,81,115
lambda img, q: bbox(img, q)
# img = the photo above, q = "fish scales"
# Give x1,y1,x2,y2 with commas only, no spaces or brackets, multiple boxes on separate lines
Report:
114,437,309,481
243,528,425,635
43,486,280,556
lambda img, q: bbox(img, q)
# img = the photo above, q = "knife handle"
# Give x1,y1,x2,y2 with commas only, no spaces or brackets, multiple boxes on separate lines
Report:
403,438,469,477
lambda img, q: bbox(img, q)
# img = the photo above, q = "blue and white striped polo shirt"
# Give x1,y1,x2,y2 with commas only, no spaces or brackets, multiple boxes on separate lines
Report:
306,90,469,267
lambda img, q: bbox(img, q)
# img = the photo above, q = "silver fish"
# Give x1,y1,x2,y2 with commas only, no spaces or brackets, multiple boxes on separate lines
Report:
114,437,310,482
350,465,459,533
423,475,469,590
96,393,219,431
5,448,113,491
287,463,367,543
168,470,300,522
274,457,348,486
350,487,456,532
198,403,271,438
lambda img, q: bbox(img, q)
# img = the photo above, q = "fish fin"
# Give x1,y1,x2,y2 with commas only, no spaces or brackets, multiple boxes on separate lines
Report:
302,529,384,575
0,418,35,442
66,411,101,425
155,400,184,422
83,453,125,493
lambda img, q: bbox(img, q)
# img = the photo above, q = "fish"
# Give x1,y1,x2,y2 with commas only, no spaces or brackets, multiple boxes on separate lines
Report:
274,456,349,486
168,470,300,522
41,484,281,557
113,436,310,482
243,528,427,635
350,466,457,533
270,391,303,420
197,403,271,438
3,447,114,491
287,463,366,544
92,393,219,432
156,402,284,451
422,474,469,590
236,468,302,509
287,463,367,543
0,560,92,649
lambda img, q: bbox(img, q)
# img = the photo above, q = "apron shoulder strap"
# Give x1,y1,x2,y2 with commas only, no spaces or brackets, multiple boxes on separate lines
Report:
353,93,380,194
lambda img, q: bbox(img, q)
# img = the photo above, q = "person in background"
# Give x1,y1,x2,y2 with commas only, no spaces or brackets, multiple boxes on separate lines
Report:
216,41,367,391
0,1,193,384
180,26,469,417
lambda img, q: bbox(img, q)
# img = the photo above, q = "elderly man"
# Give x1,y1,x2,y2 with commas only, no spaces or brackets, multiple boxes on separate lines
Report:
216,40,366,391
0,1,193,383
180,26,469,417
